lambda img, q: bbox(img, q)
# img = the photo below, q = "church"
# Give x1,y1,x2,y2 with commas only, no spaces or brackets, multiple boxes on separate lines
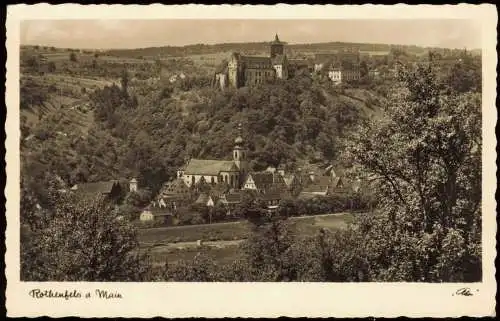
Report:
214,34,289,89
176,124,249,189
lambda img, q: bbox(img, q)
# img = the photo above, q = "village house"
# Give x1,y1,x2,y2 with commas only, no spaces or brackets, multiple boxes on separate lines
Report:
139,203,174,225
243,171,286,194
258,190,283,210
70,179,132,203
195,192,218,207
155,177,191,209
327,62,361,84
298,175,348,200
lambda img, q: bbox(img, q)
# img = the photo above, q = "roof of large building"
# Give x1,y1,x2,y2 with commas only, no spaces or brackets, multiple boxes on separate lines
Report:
240,56,273,69
72,181,119,195
184,159,239,175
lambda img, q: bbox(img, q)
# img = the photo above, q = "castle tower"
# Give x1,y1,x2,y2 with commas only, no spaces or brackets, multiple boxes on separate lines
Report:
270,34,284,59
233,123,248,187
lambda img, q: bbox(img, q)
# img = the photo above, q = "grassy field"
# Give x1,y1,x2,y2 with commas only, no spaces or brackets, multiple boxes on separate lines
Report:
140,213,358,267
139,213,356,245
139,221,250,245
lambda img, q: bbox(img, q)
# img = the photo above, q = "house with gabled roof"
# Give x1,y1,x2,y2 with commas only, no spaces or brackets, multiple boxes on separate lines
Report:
70,180,123,202
242,171,286,194
218,191,243,207
157,178,190,203
298,175,335,199
195,193,218,207
139,204,174,225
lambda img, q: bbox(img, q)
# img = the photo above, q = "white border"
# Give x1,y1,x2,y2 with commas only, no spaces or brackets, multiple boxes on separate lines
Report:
5,4,498,318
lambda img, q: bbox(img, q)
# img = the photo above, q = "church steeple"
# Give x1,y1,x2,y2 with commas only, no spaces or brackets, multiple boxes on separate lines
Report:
233,123,248,187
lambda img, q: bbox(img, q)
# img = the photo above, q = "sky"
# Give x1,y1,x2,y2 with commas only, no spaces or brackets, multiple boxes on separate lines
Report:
20,19,482,50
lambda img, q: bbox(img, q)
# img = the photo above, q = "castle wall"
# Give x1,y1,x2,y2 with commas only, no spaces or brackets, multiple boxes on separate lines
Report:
244,68,275,86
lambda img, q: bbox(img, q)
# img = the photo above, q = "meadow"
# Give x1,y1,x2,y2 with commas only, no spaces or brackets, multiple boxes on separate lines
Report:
140,213,356,266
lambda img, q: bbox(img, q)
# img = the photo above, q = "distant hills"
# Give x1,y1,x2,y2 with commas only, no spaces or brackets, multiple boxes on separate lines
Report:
93,42,480,59
21,41,481,60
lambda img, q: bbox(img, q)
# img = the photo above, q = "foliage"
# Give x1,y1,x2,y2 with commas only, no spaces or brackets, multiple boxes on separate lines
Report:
344,63,482,282
21,186,152,281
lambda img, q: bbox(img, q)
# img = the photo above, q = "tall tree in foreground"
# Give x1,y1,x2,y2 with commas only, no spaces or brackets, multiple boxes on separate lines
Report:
21,186,152,281
345,64,482,282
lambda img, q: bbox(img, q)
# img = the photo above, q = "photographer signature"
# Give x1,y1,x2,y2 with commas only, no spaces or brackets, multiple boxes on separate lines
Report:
453,287,477,297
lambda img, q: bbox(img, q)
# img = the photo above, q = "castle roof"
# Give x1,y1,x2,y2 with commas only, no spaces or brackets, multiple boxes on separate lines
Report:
271,34,284,45
240,56,272,69
184,159,239,176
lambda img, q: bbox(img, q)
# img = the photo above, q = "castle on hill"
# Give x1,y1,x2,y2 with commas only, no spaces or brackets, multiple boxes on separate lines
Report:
214,34,289,89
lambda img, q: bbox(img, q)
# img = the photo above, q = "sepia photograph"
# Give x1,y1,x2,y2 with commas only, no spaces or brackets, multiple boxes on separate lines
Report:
5,3,497,318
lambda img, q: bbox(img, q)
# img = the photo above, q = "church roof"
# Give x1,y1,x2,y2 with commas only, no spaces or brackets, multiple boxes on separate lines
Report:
184,159,239,175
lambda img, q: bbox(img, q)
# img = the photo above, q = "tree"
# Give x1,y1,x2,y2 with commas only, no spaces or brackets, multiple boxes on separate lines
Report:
69,52,77,62
345,63,482,282
21,191,152,281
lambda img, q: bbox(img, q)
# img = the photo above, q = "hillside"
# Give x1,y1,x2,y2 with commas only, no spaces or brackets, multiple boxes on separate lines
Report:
20,42,480,202
21,67,386,199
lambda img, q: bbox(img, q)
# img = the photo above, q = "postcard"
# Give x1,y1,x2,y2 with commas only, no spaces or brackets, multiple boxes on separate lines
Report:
5,3,497,318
